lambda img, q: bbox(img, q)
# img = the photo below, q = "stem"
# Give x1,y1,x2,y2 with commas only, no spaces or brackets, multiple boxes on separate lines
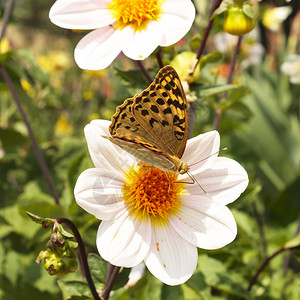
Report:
212,36,243,130
0,0,16,43
226,36,243,85
252,203,267,258
190,0,224,76
0,64,60,205
135,61,152,84
101,264,121,300
240,245,300,300
282,212,300,274
155,48,164,69
57,218,100,300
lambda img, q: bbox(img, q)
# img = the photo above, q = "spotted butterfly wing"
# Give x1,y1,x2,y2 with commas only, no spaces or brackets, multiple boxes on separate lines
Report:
103,65,189,173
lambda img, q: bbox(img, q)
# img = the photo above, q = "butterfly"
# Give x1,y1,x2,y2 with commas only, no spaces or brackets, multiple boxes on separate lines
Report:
103,65,189,175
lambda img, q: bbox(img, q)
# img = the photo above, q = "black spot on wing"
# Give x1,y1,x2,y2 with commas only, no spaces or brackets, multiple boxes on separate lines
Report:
156,98,164,105
151,105,159,113
163,107,172,114
141,109,149,116
149,118,158,128
161,120,169,127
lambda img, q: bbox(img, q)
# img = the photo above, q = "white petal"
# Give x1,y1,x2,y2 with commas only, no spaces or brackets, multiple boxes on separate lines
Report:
170,196,237,249
186,157,248,205
159,0,195,46
181,131,220,174
120,22,163,60
74,168,126,220
145,222,197,285
75,27,122,70
97,211,151,267
49,0,114,29
84,120,136,171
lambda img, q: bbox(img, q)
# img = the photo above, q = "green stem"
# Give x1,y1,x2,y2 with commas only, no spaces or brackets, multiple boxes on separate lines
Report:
135,60,152,84
190,0,224,76
0,64,60,205
240,245,300,300
57,218,100,300
212,35,243,130
155,48,164,69
0,0,16,43
101,264,121,300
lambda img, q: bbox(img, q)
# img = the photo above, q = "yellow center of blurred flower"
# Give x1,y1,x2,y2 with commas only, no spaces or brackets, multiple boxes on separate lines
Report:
109,0,163,30
123,165,184,222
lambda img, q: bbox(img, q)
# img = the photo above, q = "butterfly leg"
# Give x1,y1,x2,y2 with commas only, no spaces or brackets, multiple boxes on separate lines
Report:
165,172,171,193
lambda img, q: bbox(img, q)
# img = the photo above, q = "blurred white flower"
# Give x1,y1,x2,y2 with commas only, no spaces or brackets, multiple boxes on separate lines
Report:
281,55,300,84
262,6,292,32
214,31,264,68
49,0,195,70
74,120,249,285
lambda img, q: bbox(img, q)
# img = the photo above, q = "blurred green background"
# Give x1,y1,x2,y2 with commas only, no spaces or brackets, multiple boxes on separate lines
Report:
0,0,300,299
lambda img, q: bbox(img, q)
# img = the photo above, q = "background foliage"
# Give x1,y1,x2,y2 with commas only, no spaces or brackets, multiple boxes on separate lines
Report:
1,0,300,299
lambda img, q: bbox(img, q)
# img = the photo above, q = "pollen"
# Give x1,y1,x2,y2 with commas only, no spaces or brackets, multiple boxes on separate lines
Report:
108,0,163,30
122,165,184,222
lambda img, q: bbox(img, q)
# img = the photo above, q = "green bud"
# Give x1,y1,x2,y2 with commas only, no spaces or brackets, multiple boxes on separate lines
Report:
224,6,255,36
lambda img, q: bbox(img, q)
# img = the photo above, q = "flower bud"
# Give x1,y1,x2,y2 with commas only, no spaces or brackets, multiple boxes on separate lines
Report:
224,6,255,36
36,245,78,276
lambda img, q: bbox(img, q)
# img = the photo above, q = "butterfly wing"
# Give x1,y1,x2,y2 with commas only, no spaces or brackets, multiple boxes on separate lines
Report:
103,135,175,172
132,65,189,159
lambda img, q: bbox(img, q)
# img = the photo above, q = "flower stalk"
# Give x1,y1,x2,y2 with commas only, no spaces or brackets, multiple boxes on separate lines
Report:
0,64,60,206
212,35,243,130
57,218,101,300
189,0,224,76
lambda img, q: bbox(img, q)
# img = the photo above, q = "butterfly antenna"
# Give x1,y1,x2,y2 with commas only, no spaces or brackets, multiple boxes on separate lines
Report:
189,148,227,167
187,172,209,195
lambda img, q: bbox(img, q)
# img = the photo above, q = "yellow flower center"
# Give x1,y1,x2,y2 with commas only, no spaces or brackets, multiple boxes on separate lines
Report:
108,0,163,30
123,165,184,223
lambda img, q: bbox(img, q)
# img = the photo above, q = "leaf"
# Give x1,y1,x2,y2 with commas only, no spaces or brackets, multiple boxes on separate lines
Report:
0,128,27,150
113,67,148,95
87,254,107,285
57,280,92,300
196,84,239,97
200,52,223,67
161,284,183,300
284,233,300,249
25,211,54,228
197,254,248,297
112,267,130,290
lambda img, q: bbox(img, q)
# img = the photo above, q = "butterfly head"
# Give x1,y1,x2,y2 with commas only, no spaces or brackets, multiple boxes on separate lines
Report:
178,161,189,175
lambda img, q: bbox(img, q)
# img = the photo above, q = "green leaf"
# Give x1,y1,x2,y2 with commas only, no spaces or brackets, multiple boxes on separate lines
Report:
88,254,107,285
25,211,54,228
284,233,300,249
4,251,20,285
161,284,183,300
0,128,27,150
113,67,148,95
57,280,92,300
200,52,223,67
196,84,238,97
197,254,248,297
112,267,130,290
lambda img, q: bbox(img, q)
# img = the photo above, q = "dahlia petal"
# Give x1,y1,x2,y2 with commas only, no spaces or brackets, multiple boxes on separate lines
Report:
97,211,151,267
145,223,197,285
84,120,136,171
159,0,195,46
74,168,126,220
120,22,163,60
170,195,237,249
49,0,114,29
181,131,220,174
186,157,248,205
75,27,122,70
